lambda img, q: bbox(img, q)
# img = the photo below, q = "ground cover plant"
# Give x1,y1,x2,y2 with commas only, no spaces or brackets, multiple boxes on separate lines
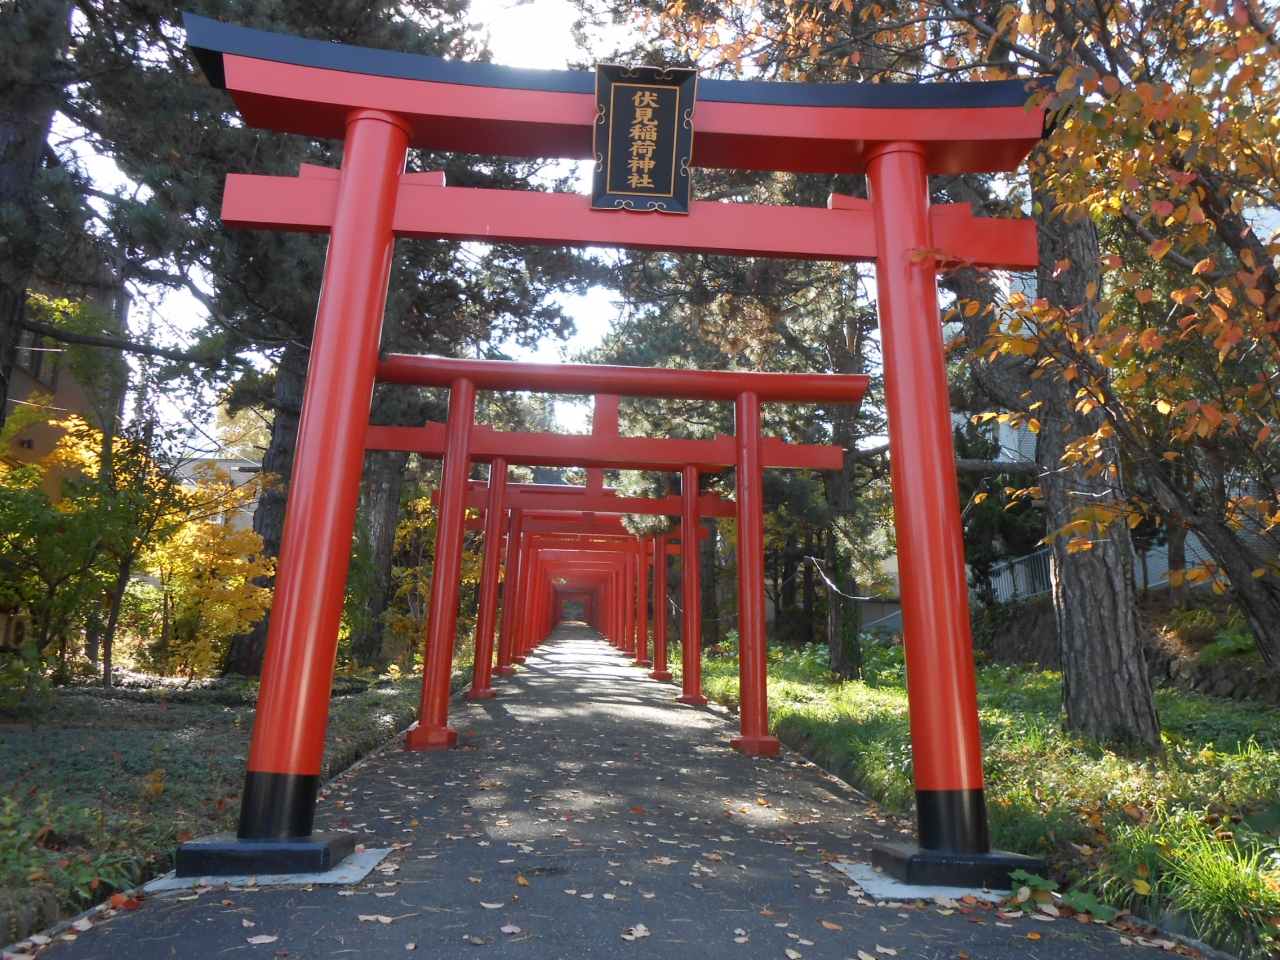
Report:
0,671,447,940
681,640,1280,958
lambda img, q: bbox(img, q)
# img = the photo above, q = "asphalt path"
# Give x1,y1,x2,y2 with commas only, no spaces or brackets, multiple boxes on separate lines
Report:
40,624,1138,959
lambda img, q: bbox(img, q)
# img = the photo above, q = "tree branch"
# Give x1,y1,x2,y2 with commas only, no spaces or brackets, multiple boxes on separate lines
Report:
19,319,220,365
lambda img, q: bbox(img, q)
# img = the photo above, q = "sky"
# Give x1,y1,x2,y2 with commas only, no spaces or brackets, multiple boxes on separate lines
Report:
467,0,631,365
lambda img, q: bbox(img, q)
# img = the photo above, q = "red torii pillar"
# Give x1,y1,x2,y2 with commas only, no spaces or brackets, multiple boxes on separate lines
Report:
869,144,982,854
407,377,475,750
649,534,672,681
634,537,651,667
465,458,507,699
232,110,409,857
495,508,523,676
731,391,779,755
677,465,707,706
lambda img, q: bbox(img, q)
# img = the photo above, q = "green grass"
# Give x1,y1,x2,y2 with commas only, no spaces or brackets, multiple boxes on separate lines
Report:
679,640,1280,958
0,670,452,926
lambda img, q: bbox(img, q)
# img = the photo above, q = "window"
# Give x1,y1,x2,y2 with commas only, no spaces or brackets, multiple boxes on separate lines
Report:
14,329,59,390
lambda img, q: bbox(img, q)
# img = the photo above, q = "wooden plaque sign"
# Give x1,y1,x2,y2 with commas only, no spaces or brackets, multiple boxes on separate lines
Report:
592,64,697,214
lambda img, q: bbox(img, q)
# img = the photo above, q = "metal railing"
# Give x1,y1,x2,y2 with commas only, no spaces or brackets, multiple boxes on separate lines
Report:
976,546,1052,605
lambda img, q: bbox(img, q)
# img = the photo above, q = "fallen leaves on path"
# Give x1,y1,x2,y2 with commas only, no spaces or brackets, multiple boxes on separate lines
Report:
820,920,842,931
246,934,279,944
621,923,651,941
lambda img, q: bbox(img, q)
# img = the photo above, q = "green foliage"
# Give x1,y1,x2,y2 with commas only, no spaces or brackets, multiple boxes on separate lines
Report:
0,796,134,903
1060,889,1118,922
952,422,1044,604
691,645,1280,958
0,673,444,918
0,452,106,695
1091,807,1280,958
1010,868,1058,891
1196,612,1262,664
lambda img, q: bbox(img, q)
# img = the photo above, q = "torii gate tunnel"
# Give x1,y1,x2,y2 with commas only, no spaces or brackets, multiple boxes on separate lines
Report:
370,370,860,759
177,14,1046,887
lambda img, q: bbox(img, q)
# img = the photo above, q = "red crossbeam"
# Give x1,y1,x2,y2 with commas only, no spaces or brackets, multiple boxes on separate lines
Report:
376,354,869,404
368,422,842,471
222,168,1037,269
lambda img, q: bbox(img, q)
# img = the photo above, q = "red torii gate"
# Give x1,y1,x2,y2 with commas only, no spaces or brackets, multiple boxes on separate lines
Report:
178,13,1045,886
385,378,856,755
459,493,710,683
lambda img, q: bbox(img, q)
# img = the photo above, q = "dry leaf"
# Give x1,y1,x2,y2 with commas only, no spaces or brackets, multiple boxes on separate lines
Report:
733,936,749,944
876,946,897,956
564,889,577,895
1028,932,1042,941
858,951,877,960
500,924,521,935
621,922,652,941
516,876,530,886
820,920,842,931
71,919,93,933
786,950,803,959
468,877,482,883
358,915,394,924
641,892,655,899
242,919,256,928
467,935,486,945
246,935,279,944
405,943,417,950
480,902,503,909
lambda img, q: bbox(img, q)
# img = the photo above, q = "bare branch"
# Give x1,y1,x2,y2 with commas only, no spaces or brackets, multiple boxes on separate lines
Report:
20,319,220,365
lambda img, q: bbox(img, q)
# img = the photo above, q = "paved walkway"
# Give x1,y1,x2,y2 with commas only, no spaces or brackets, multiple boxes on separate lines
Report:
46,625,1136,959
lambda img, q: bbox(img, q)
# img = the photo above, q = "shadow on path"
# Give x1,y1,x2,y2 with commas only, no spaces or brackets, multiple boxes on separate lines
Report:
43,624,1134,958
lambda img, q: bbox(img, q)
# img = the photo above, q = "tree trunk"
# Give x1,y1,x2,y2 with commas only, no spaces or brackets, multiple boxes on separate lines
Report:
1034,203,1161,749
222,339,306,676
946,185,1161,750
0,0,74,420
347,449,408,668
1039,407,1160,748
824,533,861,680
101,557,132,690
801,527,815,645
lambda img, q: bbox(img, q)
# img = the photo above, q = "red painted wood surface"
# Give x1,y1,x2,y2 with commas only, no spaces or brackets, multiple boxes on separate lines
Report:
222,172,1038,269
222,54,1043,175
366,422,844,472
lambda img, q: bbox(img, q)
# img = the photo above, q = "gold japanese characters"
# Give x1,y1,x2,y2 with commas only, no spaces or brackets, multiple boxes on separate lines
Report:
593,64,697,213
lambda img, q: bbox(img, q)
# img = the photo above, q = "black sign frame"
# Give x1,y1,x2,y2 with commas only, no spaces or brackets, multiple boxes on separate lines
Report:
592,64,697,214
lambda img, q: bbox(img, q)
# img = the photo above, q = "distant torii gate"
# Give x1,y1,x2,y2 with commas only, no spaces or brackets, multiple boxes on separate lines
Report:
375,374,859,755
179,14,1045,886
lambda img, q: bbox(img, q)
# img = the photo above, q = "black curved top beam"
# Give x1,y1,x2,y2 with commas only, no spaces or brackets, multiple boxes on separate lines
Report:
184,13,1042,110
